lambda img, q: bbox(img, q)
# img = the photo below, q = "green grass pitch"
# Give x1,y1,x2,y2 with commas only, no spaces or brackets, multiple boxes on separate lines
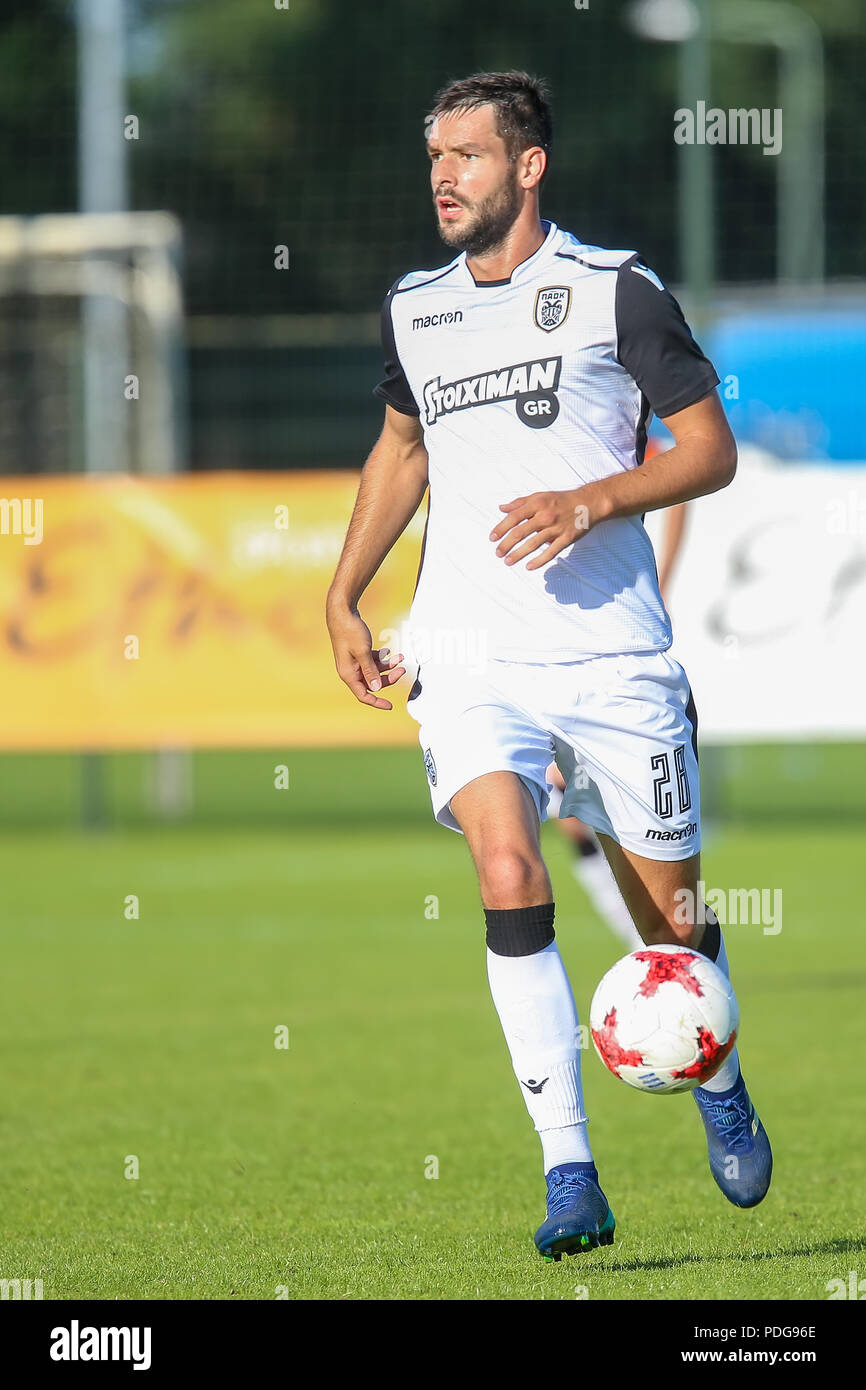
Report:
1,748,865,1300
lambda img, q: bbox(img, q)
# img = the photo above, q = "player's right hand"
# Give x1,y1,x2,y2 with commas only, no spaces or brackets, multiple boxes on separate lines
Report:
326,608,405,710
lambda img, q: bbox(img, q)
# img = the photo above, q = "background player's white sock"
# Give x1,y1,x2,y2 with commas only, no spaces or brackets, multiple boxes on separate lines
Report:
573,841,644,951
546,781,564,818
695,912,741,1093
546,782,642,951
484,916,593,1170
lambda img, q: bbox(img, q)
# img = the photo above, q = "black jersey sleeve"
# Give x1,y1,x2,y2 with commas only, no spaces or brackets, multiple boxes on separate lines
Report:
615,255,719,419
373,281,420,416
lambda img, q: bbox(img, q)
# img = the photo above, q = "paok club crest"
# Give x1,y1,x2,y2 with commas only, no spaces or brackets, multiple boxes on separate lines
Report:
423,747,437,786
533,285,571,332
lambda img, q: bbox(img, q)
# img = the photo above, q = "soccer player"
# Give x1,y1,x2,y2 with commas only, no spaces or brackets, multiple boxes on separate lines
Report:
326,71,772,1260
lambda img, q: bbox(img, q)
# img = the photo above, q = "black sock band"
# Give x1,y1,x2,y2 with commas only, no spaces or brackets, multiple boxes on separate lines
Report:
701,906,721,962
485,902,555,957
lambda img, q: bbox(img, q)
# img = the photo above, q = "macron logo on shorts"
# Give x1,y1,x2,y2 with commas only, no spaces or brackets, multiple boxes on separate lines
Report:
645,823,697,842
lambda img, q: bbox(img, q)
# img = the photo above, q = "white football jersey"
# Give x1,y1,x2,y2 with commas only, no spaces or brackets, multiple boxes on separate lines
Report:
374,220,719,663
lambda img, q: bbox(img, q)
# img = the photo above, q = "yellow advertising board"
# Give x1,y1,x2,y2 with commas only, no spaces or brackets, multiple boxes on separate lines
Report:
0,473,424,749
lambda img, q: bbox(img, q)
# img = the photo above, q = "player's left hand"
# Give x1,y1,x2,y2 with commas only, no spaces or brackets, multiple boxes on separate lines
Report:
490,488,592,569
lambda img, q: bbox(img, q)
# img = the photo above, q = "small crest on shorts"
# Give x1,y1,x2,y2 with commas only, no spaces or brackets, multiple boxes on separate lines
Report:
534,285,571,333
423,746,437,786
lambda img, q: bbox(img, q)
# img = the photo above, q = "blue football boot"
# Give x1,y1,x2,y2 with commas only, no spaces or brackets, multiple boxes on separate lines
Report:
693,1069,773,1208
534,1164,616,1261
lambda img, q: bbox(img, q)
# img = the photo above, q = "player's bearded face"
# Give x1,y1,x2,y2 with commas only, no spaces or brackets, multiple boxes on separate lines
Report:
433,163,523,257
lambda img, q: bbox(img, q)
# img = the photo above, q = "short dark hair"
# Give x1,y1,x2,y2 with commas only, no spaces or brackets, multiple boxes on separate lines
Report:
427,71,553,167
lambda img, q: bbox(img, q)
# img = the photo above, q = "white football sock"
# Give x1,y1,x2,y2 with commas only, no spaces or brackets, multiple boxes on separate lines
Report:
486,941,593,1169
540,1123,594,1172
696,926,742,1092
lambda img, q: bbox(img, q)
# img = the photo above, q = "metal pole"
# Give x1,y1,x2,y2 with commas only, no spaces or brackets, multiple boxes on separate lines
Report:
77,0,129,471
677,0,714,332
774,14,825,282
77,0,129,827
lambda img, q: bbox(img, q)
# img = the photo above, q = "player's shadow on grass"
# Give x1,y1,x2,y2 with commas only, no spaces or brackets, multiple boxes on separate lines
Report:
608,1235,866,1274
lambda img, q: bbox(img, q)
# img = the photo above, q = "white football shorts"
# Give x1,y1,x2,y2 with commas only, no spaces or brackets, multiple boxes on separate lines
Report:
406,649,701,862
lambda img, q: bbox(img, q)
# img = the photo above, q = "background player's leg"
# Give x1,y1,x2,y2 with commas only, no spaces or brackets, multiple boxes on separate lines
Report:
594,839,706,945
451,771,593,1170
546,763,642,949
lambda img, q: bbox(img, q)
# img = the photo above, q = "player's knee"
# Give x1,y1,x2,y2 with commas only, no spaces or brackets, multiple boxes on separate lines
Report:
478,846,549,909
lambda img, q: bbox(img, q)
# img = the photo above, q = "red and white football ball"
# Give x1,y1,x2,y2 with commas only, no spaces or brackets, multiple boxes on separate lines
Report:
590,945,739,1094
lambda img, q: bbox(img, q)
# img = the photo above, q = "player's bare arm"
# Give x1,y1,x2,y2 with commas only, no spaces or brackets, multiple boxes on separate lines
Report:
326,404,428,709
655,500,689,601
491,391,735,569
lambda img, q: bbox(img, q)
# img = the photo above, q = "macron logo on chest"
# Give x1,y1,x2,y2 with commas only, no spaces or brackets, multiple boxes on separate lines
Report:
412,309,463,331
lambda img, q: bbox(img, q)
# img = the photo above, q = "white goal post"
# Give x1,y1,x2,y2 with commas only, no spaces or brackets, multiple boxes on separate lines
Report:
0,210,192,820
0,210,186,477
